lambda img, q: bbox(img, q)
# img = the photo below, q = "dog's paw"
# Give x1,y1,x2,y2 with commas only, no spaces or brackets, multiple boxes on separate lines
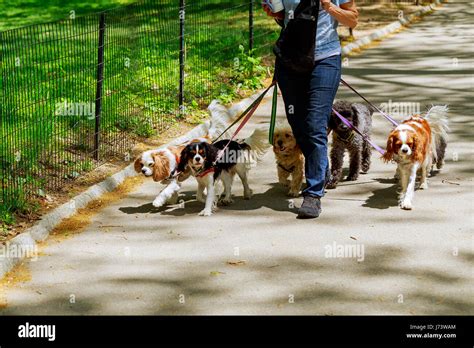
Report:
198,208,213,216
326,181,337,189
244,189,253,200
152,197,166,208
218,197,234,206
346,175,359,182
287,189,300,197
400,199,413,210
419,182,428,190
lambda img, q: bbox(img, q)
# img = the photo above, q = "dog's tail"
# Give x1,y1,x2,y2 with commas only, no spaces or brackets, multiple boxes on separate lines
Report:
206,100,232,139
228,96,257,120
242,128,271,164
425,105,449,164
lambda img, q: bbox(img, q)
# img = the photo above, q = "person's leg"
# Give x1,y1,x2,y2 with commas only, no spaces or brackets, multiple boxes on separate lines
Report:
275,61,310,144
301,55,341,198
276,56,341,218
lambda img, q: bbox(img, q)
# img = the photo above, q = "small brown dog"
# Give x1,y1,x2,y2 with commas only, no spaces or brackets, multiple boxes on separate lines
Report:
272,124,304,197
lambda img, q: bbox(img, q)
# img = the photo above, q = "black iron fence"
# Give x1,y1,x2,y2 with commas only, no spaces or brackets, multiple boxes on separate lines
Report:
0,0,278,217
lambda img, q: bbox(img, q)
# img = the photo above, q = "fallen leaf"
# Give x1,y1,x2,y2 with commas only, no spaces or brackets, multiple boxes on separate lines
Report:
442,179,460,185
210,271,225,276
227,260,247,266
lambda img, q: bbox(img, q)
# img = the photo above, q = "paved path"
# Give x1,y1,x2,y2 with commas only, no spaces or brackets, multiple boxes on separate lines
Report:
1,1,473,315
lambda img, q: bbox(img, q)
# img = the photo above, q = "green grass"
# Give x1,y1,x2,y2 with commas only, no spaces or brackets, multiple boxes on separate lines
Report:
0,0,136,31
0,0,278,224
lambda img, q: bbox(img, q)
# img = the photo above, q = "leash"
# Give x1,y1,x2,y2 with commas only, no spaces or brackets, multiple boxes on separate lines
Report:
332,107,386,155
212,78,277,165
269,81,278,144
340,77,399,127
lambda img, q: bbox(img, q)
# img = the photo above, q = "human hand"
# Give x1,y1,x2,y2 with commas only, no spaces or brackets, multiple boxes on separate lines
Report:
320,0,332,11
262,2,285,19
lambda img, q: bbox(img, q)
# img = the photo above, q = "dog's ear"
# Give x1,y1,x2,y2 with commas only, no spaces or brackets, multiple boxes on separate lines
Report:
152,152,170,182
328,111,337,131
202,142,218,169
411,136,423,163
134,157,142,173
177,146,189,173
382,134,395,162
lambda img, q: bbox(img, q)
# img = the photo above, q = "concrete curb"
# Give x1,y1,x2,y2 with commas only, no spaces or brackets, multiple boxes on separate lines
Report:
342,0,444,55
0,1,445,278
0,91,268,278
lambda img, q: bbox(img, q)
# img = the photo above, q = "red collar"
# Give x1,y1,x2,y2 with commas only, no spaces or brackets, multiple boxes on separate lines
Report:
195,167,215,178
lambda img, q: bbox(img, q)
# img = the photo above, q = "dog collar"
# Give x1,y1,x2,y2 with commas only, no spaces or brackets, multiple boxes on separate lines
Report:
334,130,355,143
278,163,295,173
195,167,215,178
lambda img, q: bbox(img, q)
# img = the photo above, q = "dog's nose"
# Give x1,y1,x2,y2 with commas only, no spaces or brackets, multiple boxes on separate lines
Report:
277,140,283,146
402,148,409,154
195,157,201,162
340,124,348,130
141,168,147,173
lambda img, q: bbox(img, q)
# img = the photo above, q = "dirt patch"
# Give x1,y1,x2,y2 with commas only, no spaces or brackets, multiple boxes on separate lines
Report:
0,261,32,309
0,175,145,307
47,175,144,244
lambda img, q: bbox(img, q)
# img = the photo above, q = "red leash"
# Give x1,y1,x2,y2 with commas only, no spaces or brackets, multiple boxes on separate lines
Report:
212,81,276,165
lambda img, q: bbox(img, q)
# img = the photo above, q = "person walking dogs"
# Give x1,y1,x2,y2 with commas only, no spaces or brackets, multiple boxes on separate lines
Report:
264,0,358,219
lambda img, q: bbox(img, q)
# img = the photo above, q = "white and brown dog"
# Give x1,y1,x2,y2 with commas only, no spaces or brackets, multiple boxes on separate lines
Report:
134,145,190,207
382,105,449,210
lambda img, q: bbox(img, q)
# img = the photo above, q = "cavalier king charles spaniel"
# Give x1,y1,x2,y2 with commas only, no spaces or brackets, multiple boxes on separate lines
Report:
134,145,192,208
382,105,449,210
178,128,268,216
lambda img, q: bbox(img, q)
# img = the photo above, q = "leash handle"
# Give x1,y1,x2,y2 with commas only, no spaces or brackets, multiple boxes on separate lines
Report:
340,78,399,127
332,107,386,155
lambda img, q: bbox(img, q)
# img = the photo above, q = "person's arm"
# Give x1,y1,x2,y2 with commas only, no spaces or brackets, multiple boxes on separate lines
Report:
321,0,358,29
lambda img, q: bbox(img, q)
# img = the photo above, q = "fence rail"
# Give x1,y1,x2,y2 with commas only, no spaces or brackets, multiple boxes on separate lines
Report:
0,0,279,217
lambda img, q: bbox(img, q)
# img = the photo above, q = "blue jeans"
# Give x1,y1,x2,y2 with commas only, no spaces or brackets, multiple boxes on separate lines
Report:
276,54,341,198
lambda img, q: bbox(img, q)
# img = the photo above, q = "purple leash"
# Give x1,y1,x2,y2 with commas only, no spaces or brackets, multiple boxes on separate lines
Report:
332,108,386,156
340,78,399,127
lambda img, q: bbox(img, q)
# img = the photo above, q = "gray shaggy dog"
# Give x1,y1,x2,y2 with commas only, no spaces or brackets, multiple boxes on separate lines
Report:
326,100,374,189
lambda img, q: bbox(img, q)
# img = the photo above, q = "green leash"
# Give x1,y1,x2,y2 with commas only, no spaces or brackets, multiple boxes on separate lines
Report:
269,80,278,145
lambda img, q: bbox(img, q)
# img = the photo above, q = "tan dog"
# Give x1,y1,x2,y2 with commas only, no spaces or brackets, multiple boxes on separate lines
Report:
272,124,304,197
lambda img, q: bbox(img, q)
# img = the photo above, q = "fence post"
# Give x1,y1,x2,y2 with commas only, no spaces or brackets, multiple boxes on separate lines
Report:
94,13,106,161
179,0,185,116
249,0,254,53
